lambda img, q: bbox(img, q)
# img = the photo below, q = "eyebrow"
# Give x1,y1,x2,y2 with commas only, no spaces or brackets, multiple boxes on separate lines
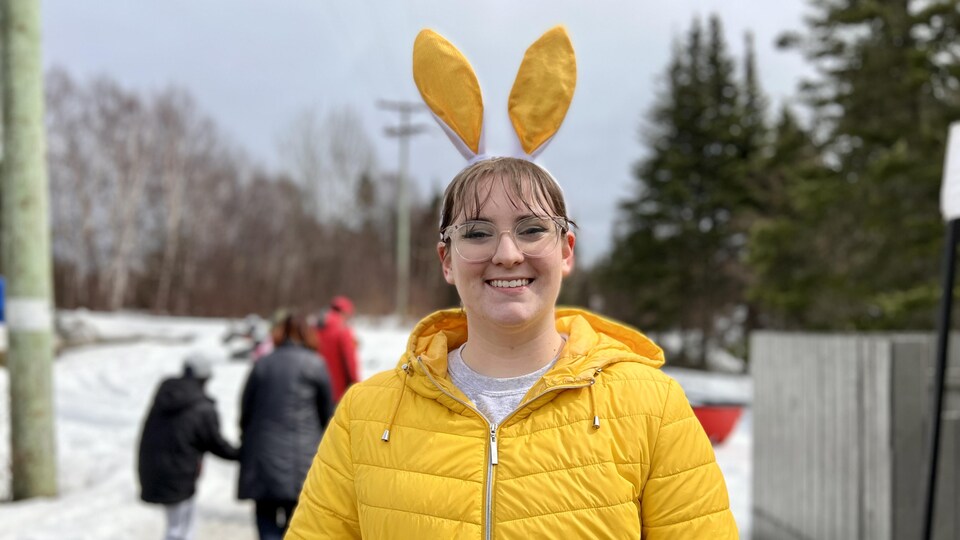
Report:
468,212,544,223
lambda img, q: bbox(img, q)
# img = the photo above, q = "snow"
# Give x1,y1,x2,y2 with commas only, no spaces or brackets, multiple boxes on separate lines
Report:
0,312,752,538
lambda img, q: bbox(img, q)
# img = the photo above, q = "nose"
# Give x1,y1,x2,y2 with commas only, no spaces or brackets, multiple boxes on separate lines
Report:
490,230,524,266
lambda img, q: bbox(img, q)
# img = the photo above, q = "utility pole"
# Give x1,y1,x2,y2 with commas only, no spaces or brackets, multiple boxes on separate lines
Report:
1,0,58,498
377,100,428,319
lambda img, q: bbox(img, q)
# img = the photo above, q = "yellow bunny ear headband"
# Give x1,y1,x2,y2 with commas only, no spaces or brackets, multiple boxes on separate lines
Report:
412,25,577,168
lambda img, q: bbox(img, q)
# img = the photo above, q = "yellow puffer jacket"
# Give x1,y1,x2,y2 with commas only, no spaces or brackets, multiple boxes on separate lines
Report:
288,308,738,539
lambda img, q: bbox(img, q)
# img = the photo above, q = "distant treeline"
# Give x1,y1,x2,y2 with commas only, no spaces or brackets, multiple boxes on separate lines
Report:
44,68,454,317
589,2,960,366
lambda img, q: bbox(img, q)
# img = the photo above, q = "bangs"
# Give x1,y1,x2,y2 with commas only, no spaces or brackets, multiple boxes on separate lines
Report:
458,173,553,221
440,157,569,233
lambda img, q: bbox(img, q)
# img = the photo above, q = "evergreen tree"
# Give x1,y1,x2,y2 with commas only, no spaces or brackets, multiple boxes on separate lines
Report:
600,16,766,366
732,32,771,343
772,0,960,329
738,33,767,167
746,107,836,328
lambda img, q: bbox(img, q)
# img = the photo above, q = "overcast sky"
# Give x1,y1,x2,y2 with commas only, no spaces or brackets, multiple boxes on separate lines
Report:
42,0,814,265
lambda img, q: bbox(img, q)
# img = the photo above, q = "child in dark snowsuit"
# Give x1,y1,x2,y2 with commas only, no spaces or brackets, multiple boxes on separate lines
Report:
137,353,239,540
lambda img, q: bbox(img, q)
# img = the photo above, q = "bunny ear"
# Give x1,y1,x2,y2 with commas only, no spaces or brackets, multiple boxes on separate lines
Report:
413,29,484,159
508,26,577,157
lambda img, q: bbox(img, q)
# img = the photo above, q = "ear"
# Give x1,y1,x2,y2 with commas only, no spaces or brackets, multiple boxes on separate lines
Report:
437,242,456,284
560,231,576,277
413,29,485,160
508,26,577,157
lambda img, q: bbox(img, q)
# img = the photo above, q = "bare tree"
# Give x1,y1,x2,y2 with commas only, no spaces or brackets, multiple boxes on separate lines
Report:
151,89,222,313
277,106,376,225
88,79,153,310
45,68,455,318
277,108,325,219
47,69,104,307
324,107,376,226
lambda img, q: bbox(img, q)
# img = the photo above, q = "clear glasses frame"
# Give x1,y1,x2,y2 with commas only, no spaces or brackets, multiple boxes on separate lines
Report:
440,215,570,263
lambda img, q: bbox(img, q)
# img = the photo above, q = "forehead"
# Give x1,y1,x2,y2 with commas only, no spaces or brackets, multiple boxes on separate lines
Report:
455,174,554,220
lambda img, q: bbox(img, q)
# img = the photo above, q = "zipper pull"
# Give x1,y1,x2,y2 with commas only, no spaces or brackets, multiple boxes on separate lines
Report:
490,425,499,465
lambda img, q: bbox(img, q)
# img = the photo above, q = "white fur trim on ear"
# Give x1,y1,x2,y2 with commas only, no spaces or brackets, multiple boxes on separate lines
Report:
430,109,485,161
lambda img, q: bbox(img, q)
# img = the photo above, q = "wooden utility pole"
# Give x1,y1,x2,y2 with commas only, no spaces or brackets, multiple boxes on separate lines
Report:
1,0,58,498
377,100,428,319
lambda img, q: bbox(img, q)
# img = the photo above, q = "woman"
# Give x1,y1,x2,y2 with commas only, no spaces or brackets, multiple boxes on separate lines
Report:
287,159,737,538
238,313,334,540
287,27,736,538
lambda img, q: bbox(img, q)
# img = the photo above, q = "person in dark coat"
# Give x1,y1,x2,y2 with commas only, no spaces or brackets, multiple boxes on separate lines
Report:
137,353,239,540
238,312,334,540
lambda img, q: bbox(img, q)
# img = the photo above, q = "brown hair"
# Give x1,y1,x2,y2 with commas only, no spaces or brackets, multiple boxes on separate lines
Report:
439,157,575,236
271,312,318,349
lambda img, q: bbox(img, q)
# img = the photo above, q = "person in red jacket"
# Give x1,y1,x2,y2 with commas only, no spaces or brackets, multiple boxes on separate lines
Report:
315,296,360,402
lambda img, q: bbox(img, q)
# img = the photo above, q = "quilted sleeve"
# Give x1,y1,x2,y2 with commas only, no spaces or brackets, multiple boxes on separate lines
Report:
640,379,739,539
287,386,361,539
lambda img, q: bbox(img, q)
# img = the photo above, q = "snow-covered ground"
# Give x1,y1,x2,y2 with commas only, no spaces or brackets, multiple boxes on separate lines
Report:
0,312,751,539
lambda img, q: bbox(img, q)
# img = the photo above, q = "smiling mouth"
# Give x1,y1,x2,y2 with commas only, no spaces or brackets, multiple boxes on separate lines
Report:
487,279,532,288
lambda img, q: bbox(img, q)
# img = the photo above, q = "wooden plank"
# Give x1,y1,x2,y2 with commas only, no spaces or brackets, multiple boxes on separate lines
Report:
751,332,772,529
775,333,791,529
786,335,808,531
871,338,893,539
780,333,794,529
840,335,858,540
750,332,765,527
891,337,931,539
933,413,960,540
860,337,892,539
813,334,827,539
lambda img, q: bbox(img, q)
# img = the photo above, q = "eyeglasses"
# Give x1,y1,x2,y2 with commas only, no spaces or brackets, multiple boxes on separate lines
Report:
441,216,568,263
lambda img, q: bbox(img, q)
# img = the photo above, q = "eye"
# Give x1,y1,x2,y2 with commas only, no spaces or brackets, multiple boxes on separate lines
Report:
459,222,495,241
516,218,552,238
517,226,547,237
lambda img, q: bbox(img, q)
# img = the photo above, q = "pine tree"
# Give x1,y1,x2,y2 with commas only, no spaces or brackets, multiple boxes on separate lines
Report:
746,107,835,328
600,15,766,366
704,32,772,353
774,0,960,329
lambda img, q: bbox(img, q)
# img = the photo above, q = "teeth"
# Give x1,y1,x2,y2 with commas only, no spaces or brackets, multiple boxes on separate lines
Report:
490,279,530,288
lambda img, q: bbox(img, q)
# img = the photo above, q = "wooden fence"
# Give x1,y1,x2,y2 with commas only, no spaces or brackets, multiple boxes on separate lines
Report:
751,332,960,539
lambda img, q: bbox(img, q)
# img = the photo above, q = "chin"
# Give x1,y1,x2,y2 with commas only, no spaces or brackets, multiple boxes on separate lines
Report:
477,302,548,329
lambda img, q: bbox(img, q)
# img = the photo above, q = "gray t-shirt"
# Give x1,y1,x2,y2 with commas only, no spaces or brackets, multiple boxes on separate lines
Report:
447,338,565,426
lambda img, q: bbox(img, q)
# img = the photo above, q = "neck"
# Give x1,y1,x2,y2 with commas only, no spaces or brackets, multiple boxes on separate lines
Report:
461,313,564,378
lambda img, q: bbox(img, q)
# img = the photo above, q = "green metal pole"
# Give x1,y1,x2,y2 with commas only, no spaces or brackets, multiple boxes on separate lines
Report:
1,0,58,499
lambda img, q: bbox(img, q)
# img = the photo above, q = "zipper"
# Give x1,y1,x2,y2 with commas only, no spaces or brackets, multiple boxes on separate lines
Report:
418,358,497,539
418,357,594,540
486,422,498,540
482,381,593,540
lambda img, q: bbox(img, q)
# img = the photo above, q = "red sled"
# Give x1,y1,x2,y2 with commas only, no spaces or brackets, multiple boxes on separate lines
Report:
692,404,743,445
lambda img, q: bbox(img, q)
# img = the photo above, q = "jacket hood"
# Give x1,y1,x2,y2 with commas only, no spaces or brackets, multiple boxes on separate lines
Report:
376,307,665,441
397,307,664,386
154,377,208,415
330,296,355,317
